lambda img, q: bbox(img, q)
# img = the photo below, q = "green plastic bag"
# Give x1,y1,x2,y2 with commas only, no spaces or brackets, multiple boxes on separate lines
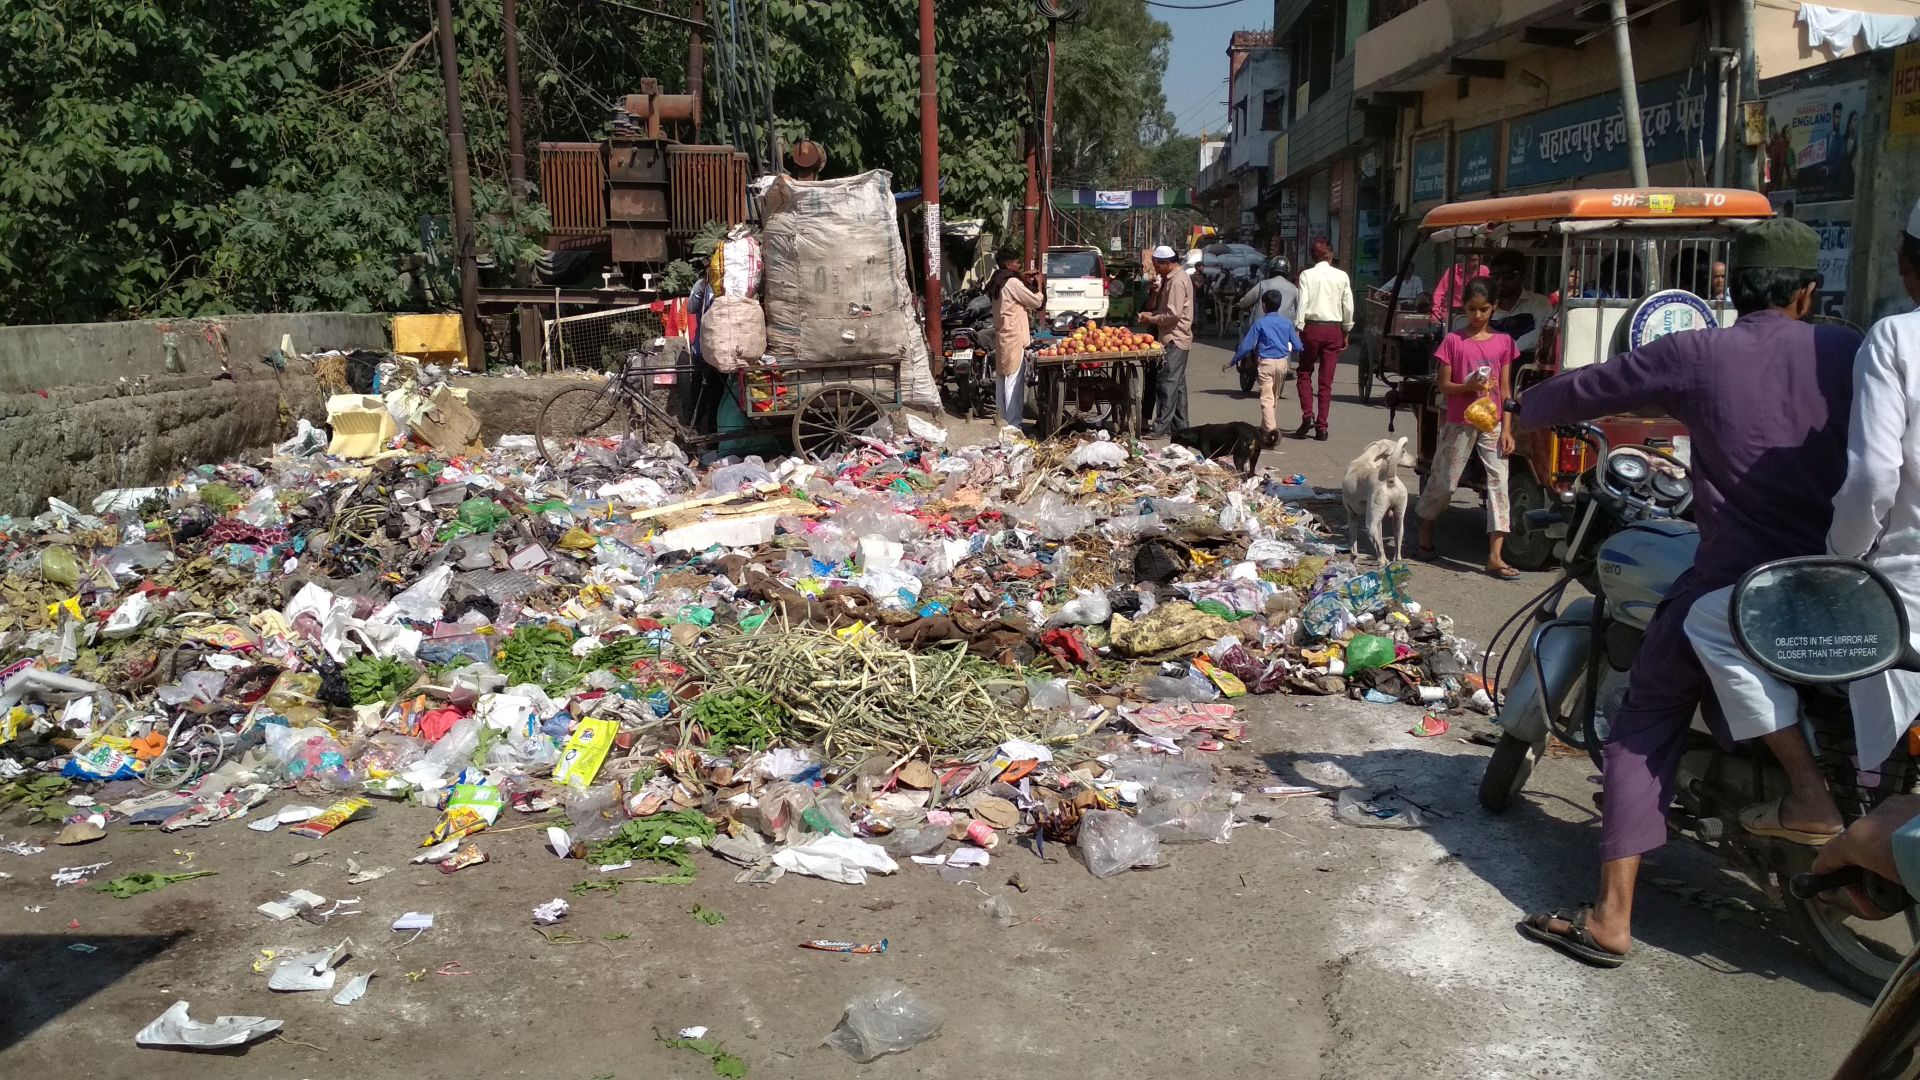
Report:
1344,634,1396,673
457,498,510,532
1192,599,1234,621
39,546,80,588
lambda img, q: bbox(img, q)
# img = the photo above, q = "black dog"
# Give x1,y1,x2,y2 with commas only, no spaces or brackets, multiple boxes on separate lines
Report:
1171,422,1263,476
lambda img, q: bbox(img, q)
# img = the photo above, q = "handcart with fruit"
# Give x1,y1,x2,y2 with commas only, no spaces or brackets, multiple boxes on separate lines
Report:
1027,322,1163,438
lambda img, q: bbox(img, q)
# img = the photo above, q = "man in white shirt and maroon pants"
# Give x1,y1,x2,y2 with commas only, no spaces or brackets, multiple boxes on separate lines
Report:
1293,238,1354,441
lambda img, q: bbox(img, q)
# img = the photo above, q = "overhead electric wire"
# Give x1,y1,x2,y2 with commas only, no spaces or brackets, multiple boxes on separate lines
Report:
1143,0,1253,8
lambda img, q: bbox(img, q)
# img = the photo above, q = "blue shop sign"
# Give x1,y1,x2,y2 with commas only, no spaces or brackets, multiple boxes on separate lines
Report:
1411,134,1447,203
1505,68,1713,189
1455,123,1498,196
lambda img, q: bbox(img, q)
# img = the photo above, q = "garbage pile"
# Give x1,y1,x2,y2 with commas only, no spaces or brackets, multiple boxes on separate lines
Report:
0,419,1484,902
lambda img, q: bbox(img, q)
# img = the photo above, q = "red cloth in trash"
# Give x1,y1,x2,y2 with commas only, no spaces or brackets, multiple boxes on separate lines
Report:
417,707,465,743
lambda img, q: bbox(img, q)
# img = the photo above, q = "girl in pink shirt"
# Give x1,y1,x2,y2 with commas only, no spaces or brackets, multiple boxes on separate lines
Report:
1415,278,1521,578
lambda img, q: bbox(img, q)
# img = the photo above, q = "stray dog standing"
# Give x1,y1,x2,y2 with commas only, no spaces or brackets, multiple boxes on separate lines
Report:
1171,422,1263,476
1343,436,1413,562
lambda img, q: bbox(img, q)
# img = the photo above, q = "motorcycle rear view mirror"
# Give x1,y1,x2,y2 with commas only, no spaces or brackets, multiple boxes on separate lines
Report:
1730,557,1916,685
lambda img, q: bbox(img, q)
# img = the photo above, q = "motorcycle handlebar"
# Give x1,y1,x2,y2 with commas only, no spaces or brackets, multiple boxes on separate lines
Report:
1789,867,1913,916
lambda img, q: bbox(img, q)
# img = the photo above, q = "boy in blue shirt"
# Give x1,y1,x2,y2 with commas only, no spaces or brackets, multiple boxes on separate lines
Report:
1233,289,1305,447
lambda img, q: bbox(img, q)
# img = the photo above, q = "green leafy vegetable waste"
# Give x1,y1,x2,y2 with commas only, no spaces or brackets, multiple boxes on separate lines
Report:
688,688,786,751
657,1031,748,1078
344,655,419,705
690,904,725,925
583,810,717,885
496,625,659,695
0,775,72,823
95,871,217,898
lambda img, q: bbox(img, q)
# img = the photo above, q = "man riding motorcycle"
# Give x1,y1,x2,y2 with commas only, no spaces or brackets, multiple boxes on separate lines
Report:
1510,218,1863,968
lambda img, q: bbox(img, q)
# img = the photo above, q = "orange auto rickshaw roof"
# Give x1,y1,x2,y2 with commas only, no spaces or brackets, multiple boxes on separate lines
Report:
1420,188,1775,229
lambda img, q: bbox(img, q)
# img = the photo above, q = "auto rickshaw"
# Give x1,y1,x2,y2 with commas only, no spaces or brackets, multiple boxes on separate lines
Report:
1376,188,1773,569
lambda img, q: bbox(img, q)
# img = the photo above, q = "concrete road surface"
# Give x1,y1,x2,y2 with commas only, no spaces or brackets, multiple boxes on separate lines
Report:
0,341,1869,1080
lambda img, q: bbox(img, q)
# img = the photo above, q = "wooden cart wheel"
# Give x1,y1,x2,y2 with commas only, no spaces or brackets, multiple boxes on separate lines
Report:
792,384,884,459
1116,365,1139,437
1042,368,1066,438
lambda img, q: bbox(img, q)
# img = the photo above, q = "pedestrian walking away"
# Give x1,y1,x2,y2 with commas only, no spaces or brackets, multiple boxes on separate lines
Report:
1414,278,1518,577
1293,238,1353,441
988,250,1045,434
1139,244,1194,436
1232,288,1304,447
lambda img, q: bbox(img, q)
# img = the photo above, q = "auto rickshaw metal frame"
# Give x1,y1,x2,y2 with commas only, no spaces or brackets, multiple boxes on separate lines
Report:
1374,188,1773,569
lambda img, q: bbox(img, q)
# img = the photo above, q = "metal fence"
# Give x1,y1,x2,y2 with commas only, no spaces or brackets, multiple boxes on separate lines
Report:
541,305,667,372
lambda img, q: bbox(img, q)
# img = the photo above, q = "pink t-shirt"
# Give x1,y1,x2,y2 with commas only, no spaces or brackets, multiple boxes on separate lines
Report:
1434,331,1518,425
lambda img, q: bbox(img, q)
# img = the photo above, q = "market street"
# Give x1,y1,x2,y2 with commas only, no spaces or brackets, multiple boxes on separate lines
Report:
0,351,1868,1080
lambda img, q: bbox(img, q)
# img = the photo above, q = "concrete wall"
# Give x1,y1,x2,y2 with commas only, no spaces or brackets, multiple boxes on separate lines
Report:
1289,56,1360,175
0,312,389,396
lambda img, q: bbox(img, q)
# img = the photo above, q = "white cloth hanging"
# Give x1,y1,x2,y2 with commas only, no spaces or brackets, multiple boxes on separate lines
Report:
1801,3,1865,55
1862,12,1919,47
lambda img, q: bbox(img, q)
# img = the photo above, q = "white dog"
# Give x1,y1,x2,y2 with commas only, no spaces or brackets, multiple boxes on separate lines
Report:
1342,436,1413,563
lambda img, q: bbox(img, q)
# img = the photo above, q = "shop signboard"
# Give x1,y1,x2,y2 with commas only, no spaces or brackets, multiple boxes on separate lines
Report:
1504,68,1713,189
1895,43,1920,137
1761,80,1869,205
1411,133,1447,203
1455,124,1498,196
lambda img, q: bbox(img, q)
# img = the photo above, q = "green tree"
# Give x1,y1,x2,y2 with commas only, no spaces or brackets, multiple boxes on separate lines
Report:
1050,0,1174,185
1146,135,1201,190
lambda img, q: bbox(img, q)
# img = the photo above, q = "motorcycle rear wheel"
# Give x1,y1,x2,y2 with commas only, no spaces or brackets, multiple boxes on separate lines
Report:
1779,848,1914,997
1478,733,1535,813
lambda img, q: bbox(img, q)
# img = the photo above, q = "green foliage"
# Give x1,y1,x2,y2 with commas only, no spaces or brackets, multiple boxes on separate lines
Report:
689,904,725,925
343,654,419,705
1147,135,1202,190
1052,0,1176,184
658,1031,749,1078
688,687,786,751
1,0,672,324
0,774,72,823
760,0,1042,217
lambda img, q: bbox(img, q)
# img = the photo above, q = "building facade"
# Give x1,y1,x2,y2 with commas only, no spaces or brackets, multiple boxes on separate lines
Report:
1336,0,1920,290
1196,31,1289,248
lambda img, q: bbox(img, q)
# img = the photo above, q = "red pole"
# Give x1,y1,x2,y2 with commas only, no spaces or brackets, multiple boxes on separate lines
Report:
918,0,943,368
1039,21,1057,270
1024,128,1038,272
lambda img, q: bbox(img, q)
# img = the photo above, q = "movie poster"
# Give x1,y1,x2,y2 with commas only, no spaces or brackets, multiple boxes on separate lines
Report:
1762,81,1869,206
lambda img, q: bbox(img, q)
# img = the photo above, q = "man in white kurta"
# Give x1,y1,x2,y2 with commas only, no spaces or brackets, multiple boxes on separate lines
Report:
1826,202,1920,772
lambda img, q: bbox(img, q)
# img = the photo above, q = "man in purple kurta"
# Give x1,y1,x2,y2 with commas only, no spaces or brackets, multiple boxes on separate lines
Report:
1510,218,1860,967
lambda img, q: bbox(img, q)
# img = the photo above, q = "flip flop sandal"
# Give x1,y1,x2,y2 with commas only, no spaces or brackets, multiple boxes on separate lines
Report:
1487,565,1522,580
1518,906,1628,968
1739,798,1840,846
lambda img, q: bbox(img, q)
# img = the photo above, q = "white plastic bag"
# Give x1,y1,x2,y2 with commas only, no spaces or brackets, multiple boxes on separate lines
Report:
1065,437,1129,469
1076,810,1162,877
771,834,900,884
1043,588,1112,628
823,980,944,1062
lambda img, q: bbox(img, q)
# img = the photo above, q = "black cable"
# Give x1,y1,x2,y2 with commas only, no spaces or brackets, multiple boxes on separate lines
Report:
1143,0,1252,8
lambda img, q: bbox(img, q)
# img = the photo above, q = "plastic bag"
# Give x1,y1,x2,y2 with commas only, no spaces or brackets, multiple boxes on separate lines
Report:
823,979,944,1062
1019,492,1096,541
1139,668,1220,703
1065,438,1128,469
1333,788,1427,829
1136,787,1235,844
1110,755,1213,798
1465,394,1499,434
706,457,774,494
562,783,624,841
1344,634,1396,673
1076,809,1162,877
1043,588,1112,628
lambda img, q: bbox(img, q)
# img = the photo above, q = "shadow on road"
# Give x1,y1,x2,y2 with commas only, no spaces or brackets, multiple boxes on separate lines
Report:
0,931,188,1050
1257,744,1855,998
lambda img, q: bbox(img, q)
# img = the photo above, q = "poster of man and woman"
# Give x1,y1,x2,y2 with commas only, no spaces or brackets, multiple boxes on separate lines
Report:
1763,81,1868,206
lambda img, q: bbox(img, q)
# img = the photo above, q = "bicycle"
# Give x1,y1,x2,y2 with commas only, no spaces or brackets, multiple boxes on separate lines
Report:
536,348,691,468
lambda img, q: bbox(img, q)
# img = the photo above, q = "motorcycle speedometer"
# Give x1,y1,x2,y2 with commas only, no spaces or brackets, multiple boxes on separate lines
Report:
1651,471,1688,501
1608,453,1650,485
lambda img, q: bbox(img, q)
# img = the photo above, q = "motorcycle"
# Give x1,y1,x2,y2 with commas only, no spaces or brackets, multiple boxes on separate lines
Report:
940,290,992,419
1479,421,1918,994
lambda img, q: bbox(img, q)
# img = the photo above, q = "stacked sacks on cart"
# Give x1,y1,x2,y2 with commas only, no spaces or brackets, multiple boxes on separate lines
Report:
0,422,1477,881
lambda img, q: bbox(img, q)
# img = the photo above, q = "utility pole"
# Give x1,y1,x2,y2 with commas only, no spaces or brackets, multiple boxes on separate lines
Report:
1607,0,1650,187
435,0,485,370
1039,21,1057,262
1024,128,1039,271
504,0,526,198
918,0,943,366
